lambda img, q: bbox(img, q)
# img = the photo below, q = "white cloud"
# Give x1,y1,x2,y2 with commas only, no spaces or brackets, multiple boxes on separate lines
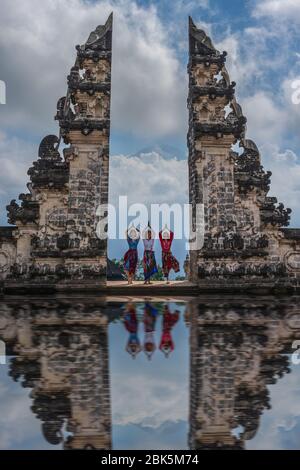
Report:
281,77,300,142
172,0,210,13
0,132,34,195
257,143,300,224
0,132,36,224
0,372,47,449
241,92,287,145
109,151,188,208
111,373,187,428
216,24,290,94
254,0,300,21
248,364,300,449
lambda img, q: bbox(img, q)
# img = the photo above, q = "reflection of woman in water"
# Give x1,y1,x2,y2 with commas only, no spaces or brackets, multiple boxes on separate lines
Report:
159,305,179,357
123,303,141,358
143,303,158,360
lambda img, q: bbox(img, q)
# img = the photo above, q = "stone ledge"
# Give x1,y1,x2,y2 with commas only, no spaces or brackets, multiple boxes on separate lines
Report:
2,279,300,297
281,228,300,240
0,226,16,241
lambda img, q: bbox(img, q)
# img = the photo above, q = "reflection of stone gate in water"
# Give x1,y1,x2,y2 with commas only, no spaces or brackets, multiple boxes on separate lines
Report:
0,15,300,291
0,298,300,449
188,297,300,449
0,300,112,449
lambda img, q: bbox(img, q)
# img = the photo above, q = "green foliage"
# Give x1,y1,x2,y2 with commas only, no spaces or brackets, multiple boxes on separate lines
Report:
110,258,125,275
150,264,165,281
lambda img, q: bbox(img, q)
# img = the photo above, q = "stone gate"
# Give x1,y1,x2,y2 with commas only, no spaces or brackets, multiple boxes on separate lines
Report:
188,17,300,292
1,15,300,292
0,14,112,290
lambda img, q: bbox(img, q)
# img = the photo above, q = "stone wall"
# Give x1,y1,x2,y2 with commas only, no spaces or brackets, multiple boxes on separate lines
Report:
0,227,16,281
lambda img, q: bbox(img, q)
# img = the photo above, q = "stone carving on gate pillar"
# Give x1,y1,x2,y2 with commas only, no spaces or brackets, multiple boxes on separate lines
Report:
0,301,112,449
188,17,300,291
187,299,300,449
0,14,112,288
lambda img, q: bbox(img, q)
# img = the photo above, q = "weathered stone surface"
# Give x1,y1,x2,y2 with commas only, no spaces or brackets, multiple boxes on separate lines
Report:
0,300,111,449
0,15,113,287
187,17,300,291
188,297,300,449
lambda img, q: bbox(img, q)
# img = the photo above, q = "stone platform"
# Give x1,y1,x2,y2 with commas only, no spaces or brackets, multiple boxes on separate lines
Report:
1,279,297,297
106,280,198,297
0,280,198,297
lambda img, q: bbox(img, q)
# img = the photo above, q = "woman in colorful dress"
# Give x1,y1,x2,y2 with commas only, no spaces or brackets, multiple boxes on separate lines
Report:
142,225,158,284
143,302,158,360
159,225,180,284
123,225,140,284
159,305,179,357
123,303,141,358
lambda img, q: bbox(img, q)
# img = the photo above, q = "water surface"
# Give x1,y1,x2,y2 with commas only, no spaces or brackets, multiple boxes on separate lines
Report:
0,296,299,450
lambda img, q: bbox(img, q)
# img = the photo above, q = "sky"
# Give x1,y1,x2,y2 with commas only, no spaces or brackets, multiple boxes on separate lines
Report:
1,0,300,266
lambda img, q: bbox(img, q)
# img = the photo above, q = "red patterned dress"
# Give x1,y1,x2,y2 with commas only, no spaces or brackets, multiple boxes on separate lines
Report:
159,230,180,278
